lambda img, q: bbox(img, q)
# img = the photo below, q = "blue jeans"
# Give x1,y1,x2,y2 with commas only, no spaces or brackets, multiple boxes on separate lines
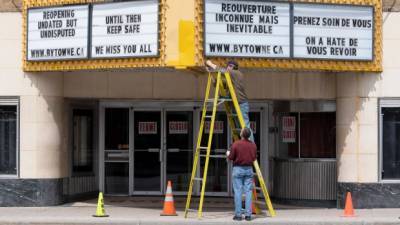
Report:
239,102,254,142
232,166,254,217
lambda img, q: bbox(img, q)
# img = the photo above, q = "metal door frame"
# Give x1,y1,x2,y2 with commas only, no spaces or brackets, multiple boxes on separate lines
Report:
379,99,400,183
99,101,133,195
164,107,196,195
132,108,164,195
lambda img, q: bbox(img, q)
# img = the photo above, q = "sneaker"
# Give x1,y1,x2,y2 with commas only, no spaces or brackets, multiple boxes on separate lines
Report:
245,216,252,221
233,215,242,221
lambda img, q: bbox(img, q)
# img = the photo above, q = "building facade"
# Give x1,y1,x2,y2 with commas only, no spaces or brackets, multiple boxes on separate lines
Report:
0,0,398,208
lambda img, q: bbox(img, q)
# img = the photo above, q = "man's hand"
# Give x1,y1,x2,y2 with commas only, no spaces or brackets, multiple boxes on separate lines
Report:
206,60,217,70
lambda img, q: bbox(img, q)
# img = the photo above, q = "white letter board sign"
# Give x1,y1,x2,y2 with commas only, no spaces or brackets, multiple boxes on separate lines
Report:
27,5,89,61
204,0,291,58
91,0,159,58
293,4,373,60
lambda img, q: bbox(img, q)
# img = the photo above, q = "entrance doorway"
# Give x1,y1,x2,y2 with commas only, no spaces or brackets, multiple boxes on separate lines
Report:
99,102,267,196
100,104,196,195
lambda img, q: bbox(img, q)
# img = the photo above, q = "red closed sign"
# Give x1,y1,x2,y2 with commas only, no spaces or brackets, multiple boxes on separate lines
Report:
282,116,296,143
169,121,188,134
205,121,224,134
138,122,157,134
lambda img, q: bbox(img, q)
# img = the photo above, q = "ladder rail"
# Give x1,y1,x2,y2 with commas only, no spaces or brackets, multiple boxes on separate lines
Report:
253,160,276,217
218,82,241,141
184,73,213,218
223,72,246,129
198,72,222,219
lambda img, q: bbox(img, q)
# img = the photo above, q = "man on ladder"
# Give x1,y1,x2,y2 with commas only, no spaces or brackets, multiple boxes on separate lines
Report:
206,60,257,221
205,60,254,142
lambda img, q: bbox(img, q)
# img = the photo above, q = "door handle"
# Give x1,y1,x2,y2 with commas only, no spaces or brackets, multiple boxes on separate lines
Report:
148,148,159,152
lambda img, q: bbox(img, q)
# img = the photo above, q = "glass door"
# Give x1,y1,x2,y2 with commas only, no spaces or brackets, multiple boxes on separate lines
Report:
165,111,193,193
104,108,129,195
201,112,229,196
249,112,261,162
133,111,162,194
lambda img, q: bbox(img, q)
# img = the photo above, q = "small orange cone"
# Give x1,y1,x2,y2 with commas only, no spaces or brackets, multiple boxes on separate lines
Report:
161,180,178,216
342,192,356,217
252,179,261,215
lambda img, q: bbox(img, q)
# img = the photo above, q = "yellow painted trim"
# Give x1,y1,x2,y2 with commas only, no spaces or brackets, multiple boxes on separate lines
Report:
22,0,166,72
195,0,383,72
167,20,195,69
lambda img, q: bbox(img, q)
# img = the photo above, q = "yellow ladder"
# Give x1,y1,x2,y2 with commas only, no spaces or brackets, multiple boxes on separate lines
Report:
184,71,276,219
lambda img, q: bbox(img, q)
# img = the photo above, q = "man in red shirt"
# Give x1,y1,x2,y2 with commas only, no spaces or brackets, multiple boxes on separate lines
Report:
227,127,257,221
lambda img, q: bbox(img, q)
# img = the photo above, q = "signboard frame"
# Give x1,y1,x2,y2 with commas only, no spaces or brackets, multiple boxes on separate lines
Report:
291,2,374,62
26,4,91,62
23,0,165,72
195,0,382,72
203,0,292,59
203,0,375,61
90,0,160,59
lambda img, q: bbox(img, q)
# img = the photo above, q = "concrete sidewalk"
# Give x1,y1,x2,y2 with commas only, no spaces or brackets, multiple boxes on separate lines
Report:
0,197,399,225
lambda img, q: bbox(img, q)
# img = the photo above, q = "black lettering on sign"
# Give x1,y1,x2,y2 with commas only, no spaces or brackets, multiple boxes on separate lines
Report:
226,24,272,34
123,45,137,54
37,20,63,29
330,47,357,56
43,10,75,19
40,29,75,38
220,3,276,14
322,17,340,27
140,44,152,53
318,37,324,45
66,19,77,28
258,15,278,24
293,16,320,25
215,13,254,23
341,18,350,27
307,46,327,55
124,24,140,34
125,14,141,23
95,46,104,55
107,25,122,34
106,45,121,54
305,36,316,45
326,37,345,46
105,15,123,24
352,19,372,28
349,38,358,47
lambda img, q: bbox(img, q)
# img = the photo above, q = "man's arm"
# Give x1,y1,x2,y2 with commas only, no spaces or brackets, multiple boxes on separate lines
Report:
228,143,236,161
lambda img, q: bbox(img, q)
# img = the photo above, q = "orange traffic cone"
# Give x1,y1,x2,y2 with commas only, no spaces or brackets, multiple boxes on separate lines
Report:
251,179,261,215
161,181,178,216
342,192,356,217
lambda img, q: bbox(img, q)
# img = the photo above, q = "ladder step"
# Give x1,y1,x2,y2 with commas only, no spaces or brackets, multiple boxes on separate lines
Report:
193,177,203,181
232,128,242,132
199,147,208,150
186,208,198,212
254,200,265,205
200,154,226,158
254,187,262,191
206,99,216,103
